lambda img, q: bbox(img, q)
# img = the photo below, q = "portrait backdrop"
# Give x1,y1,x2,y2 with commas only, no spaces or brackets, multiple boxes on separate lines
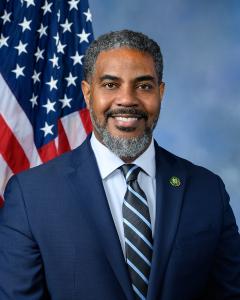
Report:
89,0,240,226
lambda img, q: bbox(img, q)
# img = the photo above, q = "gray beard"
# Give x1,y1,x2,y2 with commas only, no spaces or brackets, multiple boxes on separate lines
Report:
101,130,151,160
90,106,155,160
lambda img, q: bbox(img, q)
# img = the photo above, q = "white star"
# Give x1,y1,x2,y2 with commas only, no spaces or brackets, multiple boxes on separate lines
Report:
60,19,72,33
29,93,38,107
0,34,9,48
1,10,11,24
49,53,59,68
83,8,92,22
70,51,84,65
46,76,58,91
53,32,60,45
65,72,77,87
19,17,31,32
41,0,52,15
57,40,66,54
42,98,56,114
14,40,28,55
32,70,41,83
37,24,48,38
68,0,80,11
59,94,72,108
24,0,35,8
34,47,45,62
12,64,25,79
40,122,54,137
77,29,91,43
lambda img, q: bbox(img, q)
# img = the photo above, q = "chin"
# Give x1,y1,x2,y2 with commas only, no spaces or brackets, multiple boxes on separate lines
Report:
100,128,152,160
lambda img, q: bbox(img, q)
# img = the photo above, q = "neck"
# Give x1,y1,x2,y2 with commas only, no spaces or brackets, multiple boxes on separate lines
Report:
120,144,150,163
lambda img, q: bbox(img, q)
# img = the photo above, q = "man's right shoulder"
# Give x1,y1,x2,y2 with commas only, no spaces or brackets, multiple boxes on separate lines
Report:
5,138,93,191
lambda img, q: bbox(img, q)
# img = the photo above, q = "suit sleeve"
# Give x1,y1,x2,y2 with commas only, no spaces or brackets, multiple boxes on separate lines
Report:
0,175,48,300
208,176,240,299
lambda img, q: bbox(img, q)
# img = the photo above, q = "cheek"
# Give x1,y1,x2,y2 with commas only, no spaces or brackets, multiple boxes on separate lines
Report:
145,101,161,118
91,90,112,112
90,99,110,124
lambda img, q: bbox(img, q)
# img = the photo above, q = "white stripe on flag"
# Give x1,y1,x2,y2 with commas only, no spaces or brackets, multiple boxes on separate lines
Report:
61,111,87,149
0,74,42,167
55,136,59,151
0,155,13,198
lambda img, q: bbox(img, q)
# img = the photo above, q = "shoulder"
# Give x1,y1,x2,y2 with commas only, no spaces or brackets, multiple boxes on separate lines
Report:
5,138,93,192
154,142,225,189
156,142,216,175
154,143,233,225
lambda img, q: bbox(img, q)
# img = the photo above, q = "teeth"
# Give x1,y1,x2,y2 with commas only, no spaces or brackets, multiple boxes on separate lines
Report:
115,117,138,122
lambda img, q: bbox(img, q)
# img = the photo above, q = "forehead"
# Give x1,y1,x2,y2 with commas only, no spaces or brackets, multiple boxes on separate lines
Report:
93,48,157,79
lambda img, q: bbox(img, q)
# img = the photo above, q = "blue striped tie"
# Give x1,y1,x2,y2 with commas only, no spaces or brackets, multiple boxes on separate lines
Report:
120,164,153,300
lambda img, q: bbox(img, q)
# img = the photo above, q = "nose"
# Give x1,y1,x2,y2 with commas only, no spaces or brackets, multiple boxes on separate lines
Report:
115,86,138,107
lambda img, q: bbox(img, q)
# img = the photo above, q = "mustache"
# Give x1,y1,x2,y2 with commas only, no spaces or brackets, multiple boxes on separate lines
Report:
105,108,148,120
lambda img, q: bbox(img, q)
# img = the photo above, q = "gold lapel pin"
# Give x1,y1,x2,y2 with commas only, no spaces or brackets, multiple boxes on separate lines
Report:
169,176,181,187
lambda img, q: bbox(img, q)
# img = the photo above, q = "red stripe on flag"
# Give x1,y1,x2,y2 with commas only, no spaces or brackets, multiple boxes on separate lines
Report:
57,119,71,155
38,140,58,163
0,195,4,208
79,108,92,135
0,114,30,173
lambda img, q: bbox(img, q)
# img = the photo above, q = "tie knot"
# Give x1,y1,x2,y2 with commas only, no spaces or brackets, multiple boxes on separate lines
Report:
120,164,141,183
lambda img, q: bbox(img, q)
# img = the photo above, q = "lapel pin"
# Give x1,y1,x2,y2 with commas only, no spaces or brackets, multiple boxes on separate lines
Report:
169,176,181,187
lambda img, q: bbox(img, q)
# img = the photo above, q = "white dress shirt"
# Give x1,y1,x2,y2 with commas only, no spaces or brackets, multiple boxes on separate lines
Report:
90,133,156,255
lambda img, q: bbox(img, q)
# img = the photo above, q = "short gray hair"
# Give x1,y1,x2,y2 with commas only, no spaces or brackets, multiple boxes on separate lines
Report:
83,29,163,83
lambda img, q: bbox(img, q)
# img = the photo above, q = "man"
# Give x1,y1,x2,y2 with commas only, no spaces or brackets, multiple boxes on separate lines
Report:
0,30,240,300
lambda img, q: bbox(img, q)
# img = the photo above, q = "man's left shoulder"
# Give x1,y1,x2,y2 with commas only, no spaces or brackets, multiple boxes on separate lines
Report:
155,142,224,187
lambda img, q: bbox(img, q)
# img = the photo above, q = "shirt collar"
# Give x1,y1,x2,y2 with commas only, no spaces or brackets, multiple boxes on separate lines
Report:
90,133,156,180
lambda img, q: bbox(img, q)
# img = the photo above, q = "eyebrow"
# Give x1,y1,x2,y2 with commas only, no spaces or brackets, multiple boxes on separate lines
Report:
134,75,156,83
99,74,156,83
99,75,120,82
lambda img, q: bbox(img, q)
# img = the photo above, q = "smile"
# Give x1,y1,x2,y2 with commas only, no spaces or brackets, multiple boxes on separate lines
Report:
115,116,138,122
109,115,143,128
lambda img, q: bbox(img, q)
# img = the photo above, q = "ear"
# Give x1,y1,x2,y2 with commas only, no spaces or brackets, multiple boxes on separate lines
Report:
159,82,165,102
81,80,91,109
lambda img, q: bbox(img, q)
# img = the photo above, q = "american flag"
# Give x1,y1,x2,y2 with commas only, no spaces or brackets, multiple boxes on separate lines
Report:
0,0,94,206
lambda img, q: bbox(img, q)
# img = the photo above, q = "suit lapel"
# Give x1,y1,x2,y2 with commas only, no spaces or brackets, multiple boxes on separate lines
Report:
147,143,187,300
66,139,135,300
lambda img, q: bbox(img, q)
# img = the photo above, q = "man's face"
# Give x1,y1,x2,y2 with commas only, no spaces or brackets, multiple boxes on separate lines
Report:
82,47,165,161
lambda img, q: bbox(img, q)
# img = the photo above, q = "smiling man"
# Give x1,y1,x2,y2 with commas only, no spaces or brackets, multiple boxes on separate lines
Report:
82,46,164,162
0,30,240,300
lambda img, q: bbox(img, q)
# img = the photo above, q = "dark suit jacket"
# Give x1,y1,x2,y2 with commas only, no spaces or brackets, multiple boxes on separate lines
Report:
0,138,240,300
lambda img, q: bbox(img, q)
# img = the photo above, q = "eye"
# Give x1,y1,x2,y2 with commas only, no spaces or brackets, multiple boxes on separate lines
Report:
137,83,153,90
103,82,118,89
